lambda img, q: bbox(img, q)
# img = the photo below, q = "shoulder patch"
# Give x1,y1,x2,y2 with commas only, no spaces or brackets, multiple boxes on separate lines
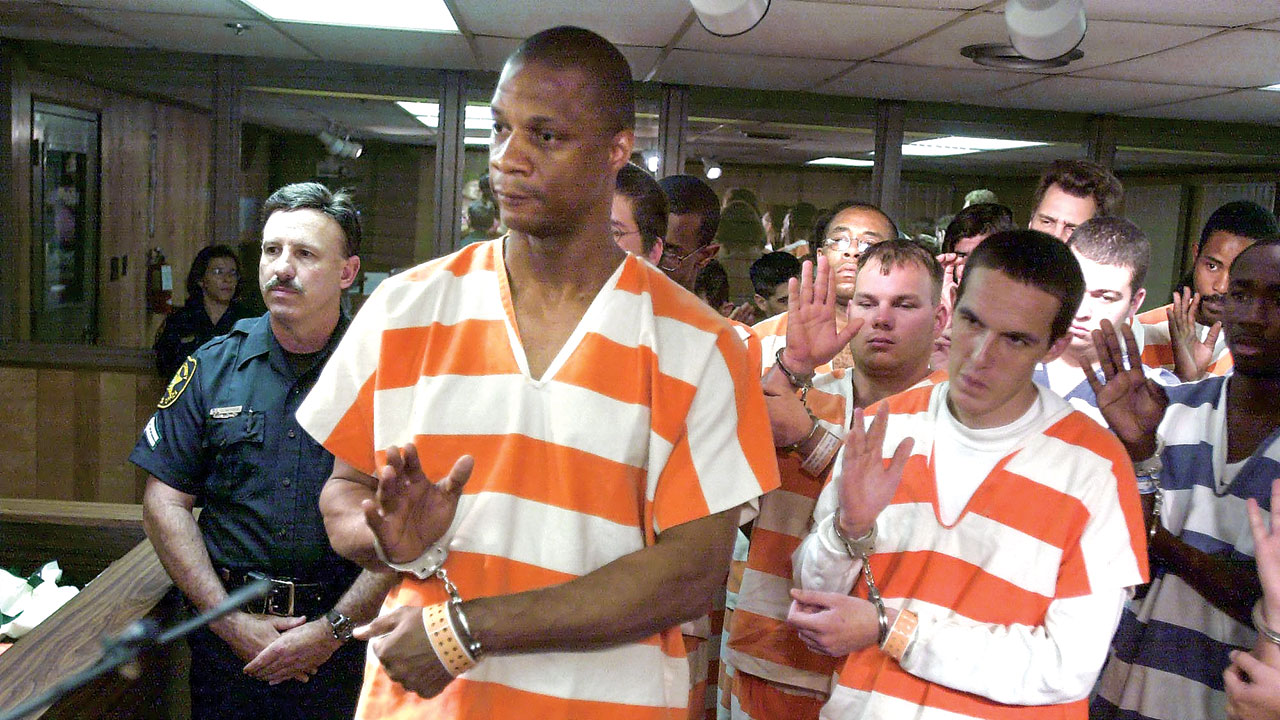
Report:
158,356,197,409
143,415,161,448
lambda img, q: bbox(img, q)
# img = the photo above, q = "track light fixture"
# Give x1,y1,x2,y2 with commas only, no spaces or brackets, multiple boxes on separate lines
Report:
643,149,661,174
689,0,770,37
318,128,363,159
702,157,722,180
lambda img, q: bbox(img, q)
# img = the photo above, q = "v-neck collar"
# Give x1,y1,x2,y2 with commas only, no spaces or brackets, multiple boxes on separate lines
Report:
493,237,629,386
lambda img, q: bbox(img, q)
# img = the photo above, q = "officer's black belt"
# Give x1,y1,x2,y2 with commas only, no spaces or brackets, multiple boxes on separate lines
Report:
217,567,335,618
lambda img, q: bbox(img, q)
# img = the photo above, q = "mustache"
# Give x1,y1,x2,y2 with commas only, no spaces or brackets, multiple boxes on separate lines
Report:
263,276,303,293
1200,293,1225,305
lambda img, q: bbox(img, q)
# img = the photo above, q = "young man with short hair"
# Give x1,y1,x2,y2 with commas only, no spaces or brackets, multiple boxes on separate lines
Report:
301,27,777,720
1034,216,1174,424
790,230,1147,720
611,161,667,265
749,251,802,322
1137,199,1278,381
725,240,948,720
1090,240,1280,720
1028,159,1123,242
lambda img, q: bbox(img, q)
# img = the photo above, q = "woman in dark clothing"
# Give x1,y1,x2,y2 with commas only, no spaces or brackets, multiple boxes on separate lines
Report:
153,244,252,378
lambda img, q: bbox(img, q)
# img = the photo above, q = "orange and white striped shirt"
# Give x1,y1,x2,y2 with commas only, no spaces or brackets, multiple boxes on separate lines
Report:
797,383,1148,720
1135,303,1233,376
297,239,779,720
725,370,945,695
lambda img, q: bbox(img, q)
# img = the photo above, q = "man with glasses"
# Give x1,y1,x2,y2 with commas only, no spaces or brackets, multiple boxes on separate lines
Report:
657,174,723,291
756,202,899,373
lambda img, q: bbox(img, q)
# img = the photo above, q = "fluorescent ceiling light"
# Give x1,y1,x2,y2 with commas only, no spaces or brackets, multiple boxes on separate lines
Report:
806,157,874,167
396,101,493,131
464,136,490,146
1261,83,1280,92
241,0,459,33
904,136,1048,156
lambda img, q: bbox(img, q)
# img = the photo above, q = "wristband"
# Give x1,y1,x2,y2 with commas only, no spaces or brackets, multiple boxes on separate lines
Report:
422,602,477,676
802,429,842,476
374,537,449,579
881,609,918,661
1253,600,1280,647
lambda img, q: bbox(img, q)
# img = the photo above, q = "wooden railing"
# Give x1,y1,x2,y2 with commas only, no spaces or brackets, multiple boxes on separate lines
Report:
0,499,184,719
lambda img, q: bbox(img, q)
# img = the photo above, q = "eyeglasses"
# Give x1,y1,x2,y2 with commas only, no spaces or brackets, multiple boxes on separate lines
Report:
658,244,701,272
611,227,641,242
821,237,873,254
208,267,239,278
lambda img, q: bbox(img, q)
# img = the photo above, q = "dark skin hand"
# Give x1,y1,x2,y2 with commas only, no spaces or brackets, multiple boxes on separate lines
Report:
1087,318,1260,626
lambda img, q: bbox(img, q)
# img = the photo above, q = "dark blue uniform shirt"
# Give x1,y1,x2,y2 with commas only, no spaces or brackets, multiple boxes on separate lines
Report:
131,312,358,586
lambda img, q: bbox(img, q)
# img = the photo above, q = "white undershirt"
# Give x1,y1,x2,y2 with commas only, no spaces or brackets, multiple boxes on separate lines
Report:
934,392,1048,525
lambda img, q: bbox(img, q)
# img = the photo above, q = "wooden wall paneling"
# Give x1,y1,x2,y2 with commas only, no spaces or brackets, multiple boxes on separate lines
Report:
35,369,76,500
72,370,99,501
0,367,39,497
96,371,143,502
154,103,213,313
360,142,422,271
98,94,152,348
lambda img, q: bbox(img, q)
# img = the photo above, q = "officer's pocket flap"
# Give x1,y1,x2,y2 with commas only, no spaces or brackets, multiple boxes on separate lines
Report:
206,410,264,448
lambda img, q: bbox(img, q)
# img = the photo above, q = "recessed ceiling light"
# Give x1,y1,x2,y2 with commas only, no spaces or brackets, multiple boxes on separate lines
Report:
241,0,459,33
961,43,1082,70
904,136,1048,156
464,137,490,146
396,101,493,131
806,157,874,167
1261,83,1280,92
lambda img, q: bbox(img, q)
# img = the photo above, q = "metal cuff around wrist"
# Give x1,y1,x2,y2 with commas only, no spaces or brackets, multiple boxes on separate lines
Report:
775,347,814,388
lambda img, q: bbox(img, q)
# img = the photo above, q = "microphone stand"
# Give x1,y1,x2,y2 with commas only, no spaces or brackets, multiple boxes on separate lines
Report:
0,578,271,720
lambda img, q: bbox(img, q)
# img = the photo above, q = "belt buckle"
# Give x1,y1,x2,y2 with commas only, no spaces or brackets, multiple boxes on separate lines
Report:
247,572,296,616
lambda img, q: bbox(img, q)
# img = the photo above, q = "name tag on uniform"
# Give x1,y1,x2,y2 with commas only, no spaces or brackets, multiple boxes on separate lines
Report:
209,405,243,419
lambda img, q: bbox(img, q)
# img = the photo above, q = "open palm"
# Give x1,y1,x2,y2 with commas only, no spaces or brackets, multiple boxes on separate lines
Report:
363,444,473,564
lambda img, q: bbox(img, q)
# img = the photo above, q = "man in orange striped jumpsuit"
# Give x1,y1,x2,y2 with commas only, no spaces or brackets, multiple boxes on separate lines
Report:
295,26,779,720
725,239,949,720
1136,199,1277,381
791,230,1148,720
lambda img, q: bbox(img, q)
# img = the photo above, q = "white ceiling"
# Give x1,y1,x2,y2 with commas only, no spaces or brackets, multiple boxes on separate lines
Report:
5,0,1280,173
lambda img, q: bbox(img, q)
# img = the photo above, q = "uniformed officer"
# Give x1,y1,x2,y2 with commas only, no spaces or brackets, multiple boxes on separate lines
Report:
132,182,390,720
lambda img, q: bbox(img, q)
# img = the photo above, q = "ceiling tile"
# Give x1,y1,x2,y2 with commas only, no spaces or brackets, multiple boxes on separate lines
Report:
455,0,692,47
473,36,660,78
1083,0,1280,27
1124,89,1280,126
654,50,850,92
72,7,317,59
1081,29,1280,88
986,75,1224,114
0,3,140,46
677,2,961,61
281,25,475,69
819,61,1033,103
883,13,1213,73
1259,20,1280,31
50,0,258,18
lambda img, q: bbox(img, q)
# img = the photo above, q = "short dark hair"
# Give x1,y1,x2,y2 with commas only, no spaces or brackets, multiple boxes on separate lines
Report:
811,201,899,256
185,244,239,306
956,229,1084,344
857,238,944,304
659,174,720,248
1031,159,1124,217
466,200,497,235
787,202,818,241
615,162,668,254
943,203,1015,254
1198,200,1279,255
508,26,634,133
1069,216,1151,294
716,201,765,250
750,251,801,297
261,182,361,256
694,259,730,308
726,187,760,212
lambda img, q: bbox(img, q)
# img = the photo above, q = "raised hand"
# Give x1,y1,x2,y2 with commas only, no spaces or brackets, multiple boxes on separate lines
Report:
1085,319,1168,461
363,444,473,564
782,255,863,376
729,302,759,326
1248,478,1280,626
936,252,963,316
1169,287,1221,382
837,403,914,539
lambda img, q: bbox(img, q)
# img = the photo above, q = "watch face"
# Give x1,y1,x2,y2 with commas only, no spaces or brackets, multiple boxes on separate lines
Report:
327,611,354,641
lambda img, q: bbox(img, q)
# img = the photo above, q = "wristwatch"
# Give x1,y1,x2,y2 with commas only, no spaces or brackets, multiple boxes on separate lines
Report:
325,609,355,643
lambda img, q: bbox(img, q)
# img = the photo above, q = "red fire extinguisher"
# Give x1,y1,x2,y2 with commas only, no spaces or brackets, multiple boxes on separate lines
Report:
147,247,172,315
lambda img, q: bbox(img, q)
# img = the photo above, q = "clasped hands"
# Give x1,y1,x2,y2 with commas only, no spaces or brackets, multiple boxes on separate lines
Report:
786,403,913,657
353,443,475,698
